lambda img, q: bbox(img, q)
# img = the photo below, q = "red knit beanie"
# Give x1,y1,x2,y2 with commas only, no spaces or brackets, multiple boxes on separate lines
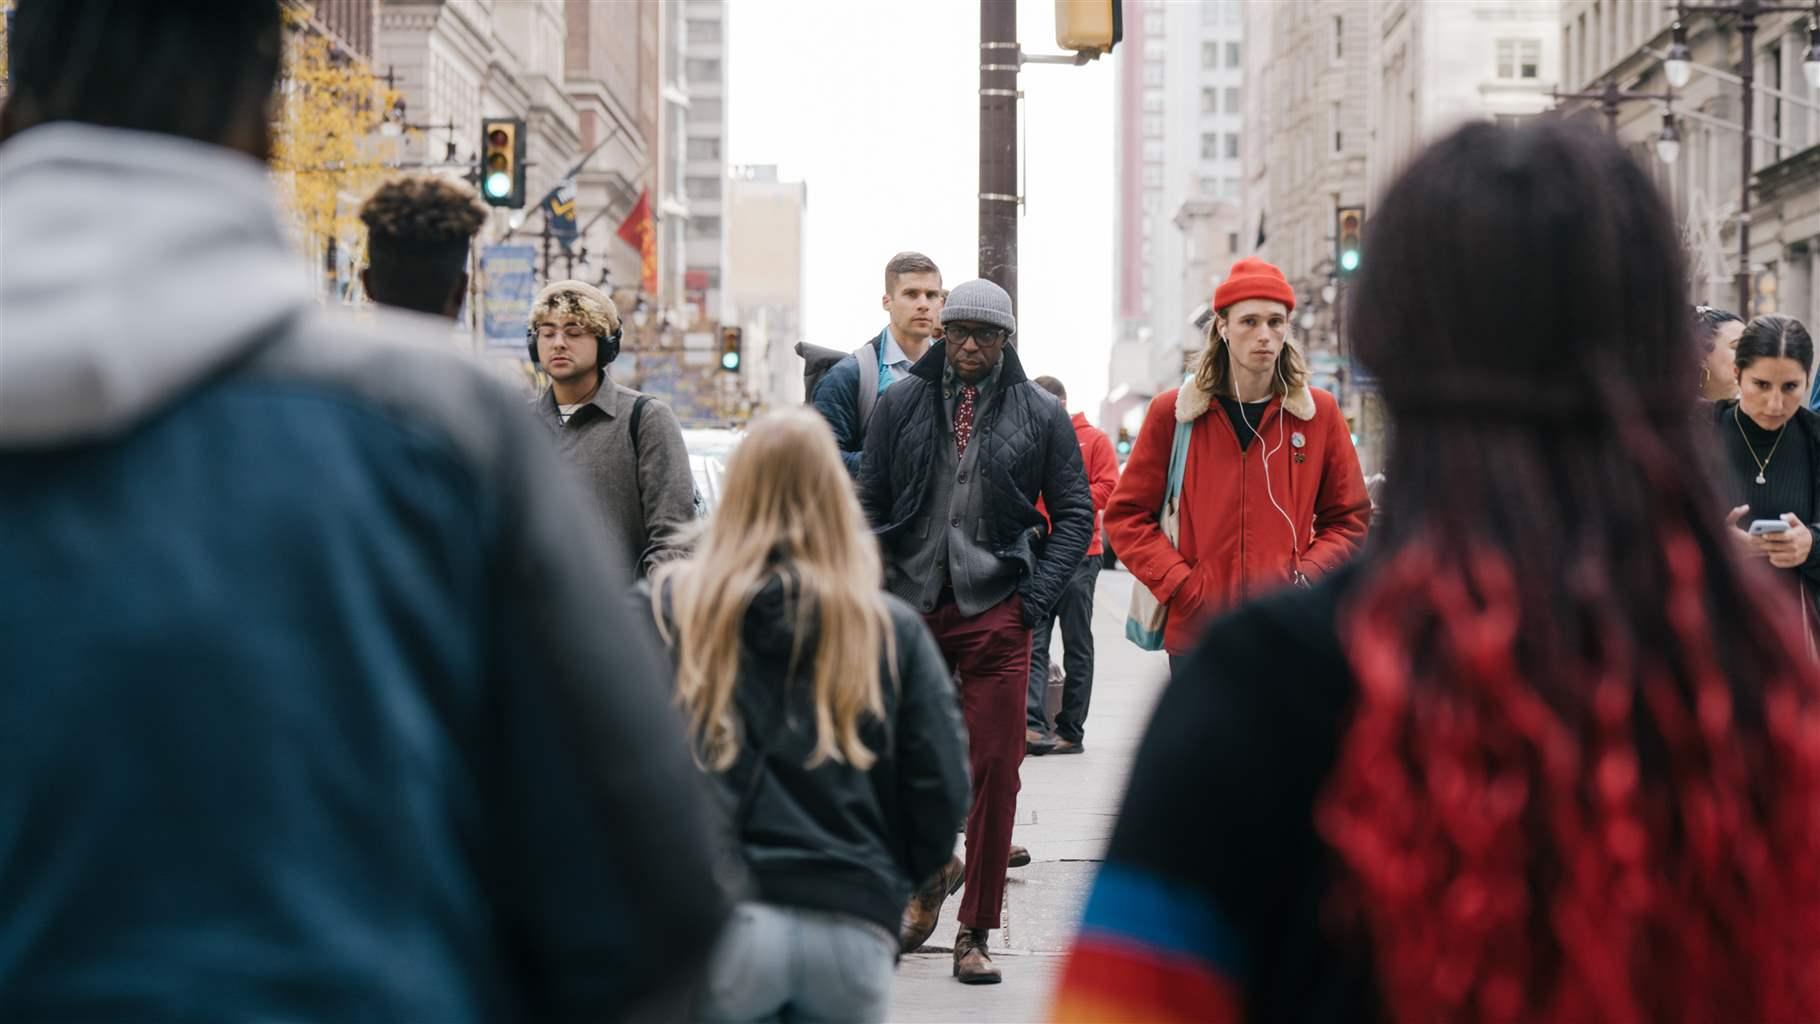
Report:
1213,257,1296,313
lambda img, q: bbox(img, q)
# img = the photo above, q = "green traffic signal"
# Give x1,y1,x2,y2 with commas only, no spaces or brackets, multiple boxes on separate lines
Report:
1339,250,1360,272
484,172,512,199
720,351,741,371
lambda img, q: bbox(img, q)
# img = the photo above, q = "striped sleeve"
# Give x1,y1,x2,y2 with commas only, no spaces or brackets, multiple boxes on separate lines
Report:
1049,863,1246,1023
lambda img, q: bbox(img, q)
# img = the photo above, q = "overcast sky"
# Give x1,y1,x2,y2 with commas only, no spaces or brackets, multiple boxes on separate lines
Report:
726,0,1116,415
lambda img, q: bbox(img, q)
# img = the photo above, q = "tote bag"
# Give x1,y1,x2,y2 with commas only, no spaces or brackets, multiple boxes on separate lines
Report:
1124,417,1194,650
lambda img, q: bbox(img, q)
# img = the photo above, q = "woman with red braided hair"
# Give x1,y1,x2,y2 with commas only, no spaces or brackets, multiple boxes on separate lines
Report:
1050,119,1820,1022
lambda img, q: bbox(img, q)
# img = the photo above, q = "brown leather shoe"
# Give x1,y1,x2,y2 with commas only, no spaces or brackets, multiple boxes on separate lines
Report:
953,926,1002,984
1050,738,1084,755
899,856,965,954
1008,844,1031,868
1026,729,1056,756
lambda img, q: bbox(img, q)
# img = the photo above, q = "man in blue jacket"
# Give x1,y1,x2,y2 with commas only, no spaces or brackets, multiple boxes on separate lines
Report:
813,251,945,476
0,2,727,1020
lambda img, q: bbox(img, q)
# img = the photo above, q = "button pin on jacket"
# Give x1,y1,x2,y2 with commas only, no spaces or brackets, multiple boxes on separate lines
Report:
1291,431,1306,449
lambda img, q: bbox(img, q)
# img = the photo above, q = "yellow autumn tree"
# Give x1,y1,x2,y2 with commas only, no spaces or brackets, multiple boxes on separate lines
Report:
270,2,399,291
0,0,13,100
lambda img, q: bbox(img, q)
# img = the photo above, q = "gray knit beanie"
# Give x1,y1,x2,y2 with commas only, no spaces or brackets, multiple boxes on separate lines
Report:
939,279,1017,335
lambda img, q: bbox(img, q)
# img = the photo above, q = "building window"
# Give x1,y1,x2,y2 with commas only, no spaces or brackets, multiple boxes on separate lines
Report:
1225,86,1241,114
1202,87,1219,114
1203,42,1219,68
685,58,721,82
1143,166,1163,187
1143,114,1165,137
1143,89,1165,112
1227,41,1241,68
1144,139,1166,162
687,137,721,160
685,176,720,199
1143,39,1167,60
686,19,721,45
1497,39,1542,79
691,98,723,122
1228,231,1240,252
1331,101,1343,153
1146,11,1164,34
1222,177,1239,198
1332,16,1344,61
1201,176,1220,195
1201,132,1220,159
1143,64,1165,86
1225,132,1240,159
687,216,721,239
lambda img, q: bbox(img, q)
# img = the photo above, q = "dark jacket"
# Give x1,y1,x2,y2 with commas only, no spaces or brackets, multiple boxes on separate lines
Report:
1052,569,1378,1021
859,342,1096,628
810,336,883,478
658,576,972,936
0,123,727,1024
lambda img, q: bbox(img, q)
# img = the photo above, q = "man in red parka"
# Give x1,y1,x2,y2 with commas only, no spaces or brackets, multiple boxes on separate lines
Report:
1106,258,1370,672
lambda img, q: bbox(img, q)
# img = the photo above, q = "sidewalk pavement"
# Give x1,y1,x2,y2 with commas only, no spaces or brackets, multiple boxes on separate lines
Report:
887,569,1171,1023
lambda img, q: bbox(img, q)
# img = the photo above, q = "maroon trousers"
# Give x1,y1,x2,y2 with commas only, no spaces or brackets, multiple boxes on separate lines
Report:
923,593,1030,931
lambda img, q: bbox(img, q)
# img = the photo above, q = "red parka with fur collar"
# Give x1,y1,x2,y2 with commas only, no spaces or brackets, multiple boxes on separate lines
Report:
1106,377,1370,655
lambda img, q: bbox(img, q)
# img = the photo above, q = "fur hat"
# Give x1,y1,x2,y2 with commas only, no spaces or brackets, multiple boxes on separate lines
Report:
529,279,621,337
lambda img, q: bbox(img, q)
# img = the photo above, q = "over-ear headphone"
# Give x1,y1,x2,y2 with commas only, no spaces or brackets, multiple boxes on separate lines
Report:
526,323,624,367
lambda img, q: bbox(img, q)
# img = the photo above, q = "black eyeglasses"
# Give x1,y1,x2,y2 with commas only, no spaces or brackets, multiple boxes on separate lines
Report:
946,323,1009,348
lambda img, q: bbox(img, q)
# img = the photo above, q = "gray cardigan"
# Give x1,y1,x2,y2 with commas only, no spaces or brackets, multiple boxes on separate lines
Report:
535,374,697,577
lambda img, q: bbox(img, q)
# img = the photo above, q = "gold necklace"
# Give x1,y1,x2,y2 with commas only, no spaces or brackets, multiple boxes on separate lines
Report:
1735,405,1788,486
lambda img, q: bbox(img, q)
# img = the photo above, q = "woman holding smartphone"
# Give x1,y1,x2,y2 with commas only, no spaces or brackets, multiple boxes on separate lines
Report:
1716,314,1820,651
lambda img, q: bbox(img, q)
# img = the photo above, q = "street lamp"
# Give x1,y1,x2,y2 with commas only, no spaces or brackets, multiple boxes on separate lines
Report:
1657,114,1683,164
1552,78,1679,140
1666,22,1694,88
1806,20,1820,87
1674,0,1820,312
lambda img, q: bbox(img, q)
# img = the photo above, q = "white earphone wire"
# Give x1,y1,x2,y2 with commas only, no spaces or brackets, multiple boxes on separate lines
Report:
1233,347,1303,580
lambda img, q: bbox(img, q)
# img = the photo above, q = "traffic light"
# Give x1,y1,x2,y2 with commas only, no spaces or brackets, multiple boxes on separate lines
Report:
1116,426,1133,459
480,118,526,208
1055,0,1122,55
1336,206,1364,277
719,326,743,373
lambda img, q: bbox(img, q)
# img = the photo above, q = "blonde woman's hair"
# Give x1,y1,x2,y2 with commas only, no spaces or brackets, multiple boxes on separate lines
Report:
651,408,893,773
1194,306,1310,399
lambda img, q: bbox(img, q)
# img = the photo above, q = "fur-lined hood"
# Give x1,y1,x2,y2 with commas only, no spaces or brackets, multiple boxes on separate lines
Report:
1175,375,1316,425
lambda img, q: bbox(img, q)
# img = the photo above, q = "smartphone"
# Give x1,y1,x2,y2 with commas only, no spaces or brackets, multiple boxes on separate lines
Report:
1749,519,1792,536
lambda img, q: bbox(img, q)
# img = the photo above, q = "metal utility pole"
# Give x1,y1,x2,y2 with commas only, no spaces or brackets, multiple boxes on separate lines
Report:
980,0,1019,313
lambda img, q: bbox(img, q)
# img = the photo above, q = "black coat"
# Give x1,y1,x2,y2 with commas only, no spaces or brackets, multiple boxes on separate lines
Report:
655,576,972,936
858,342,1095,628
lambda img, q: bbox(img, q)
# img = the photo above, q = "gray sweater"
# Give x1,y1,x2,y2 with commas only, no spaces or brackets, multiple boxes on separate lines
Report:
534,374,697,577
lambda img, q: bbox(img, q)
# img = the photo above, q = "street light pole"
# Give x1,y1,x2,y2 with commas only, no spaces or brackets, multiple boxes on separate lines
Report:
980,0,1019,313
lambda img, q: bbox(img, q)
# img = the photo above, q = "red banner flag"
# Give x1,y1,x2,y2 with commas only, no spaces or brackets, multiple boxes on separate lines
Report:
616,189,657,294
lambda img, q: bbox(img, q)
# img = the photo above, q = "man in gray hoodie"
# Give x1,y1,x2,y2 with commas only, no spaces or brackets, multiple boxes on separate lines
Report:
0,2,727,1020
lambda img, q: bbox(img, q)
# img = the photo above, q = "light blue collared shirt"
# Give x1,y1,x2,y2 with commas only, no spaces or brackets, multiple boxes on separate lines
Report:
878,327,915,393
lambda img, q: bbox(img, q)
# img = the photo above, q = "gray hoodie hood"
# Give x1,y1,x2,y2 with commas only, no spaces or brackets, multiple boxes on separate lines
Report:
0,123,311,447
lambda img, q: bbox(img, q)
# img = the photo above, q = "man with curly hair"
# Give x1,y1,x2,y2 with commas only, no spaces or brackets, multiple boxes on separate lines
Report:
359,174,487,319
529,280,697,577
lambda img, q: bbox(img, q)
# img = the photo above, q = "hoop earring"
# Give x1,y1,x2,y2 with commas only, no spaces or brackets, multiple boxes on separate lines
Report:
1700,366,1712,388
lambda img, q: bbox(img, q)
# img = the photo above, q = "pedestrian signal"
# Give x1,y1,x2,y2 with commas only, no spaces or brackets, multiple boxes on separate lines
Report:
719,326,743,373
1116,426,1133,459
1336,206,1364,276
480,118,526,208
1055,0,1122,55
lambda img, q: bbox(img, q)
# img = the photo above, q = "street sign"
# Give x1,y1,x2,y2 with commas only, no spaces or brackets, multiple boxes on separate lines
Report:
480,244,538,350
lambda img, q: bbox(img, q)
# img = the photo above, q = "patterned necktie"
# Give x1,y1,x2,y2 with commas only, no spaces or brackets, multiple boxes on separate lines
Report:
954,384,978,458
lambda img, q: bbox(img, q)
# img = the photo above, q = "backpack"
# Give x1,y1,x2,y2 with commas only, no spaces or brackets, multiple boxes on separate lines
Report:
796,338,881,429
626,393,707,520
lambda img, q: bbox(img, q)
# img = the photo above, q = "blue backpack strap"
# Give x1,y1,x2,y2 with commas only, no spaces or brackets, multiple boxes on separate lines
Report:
1164,415,1193,501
